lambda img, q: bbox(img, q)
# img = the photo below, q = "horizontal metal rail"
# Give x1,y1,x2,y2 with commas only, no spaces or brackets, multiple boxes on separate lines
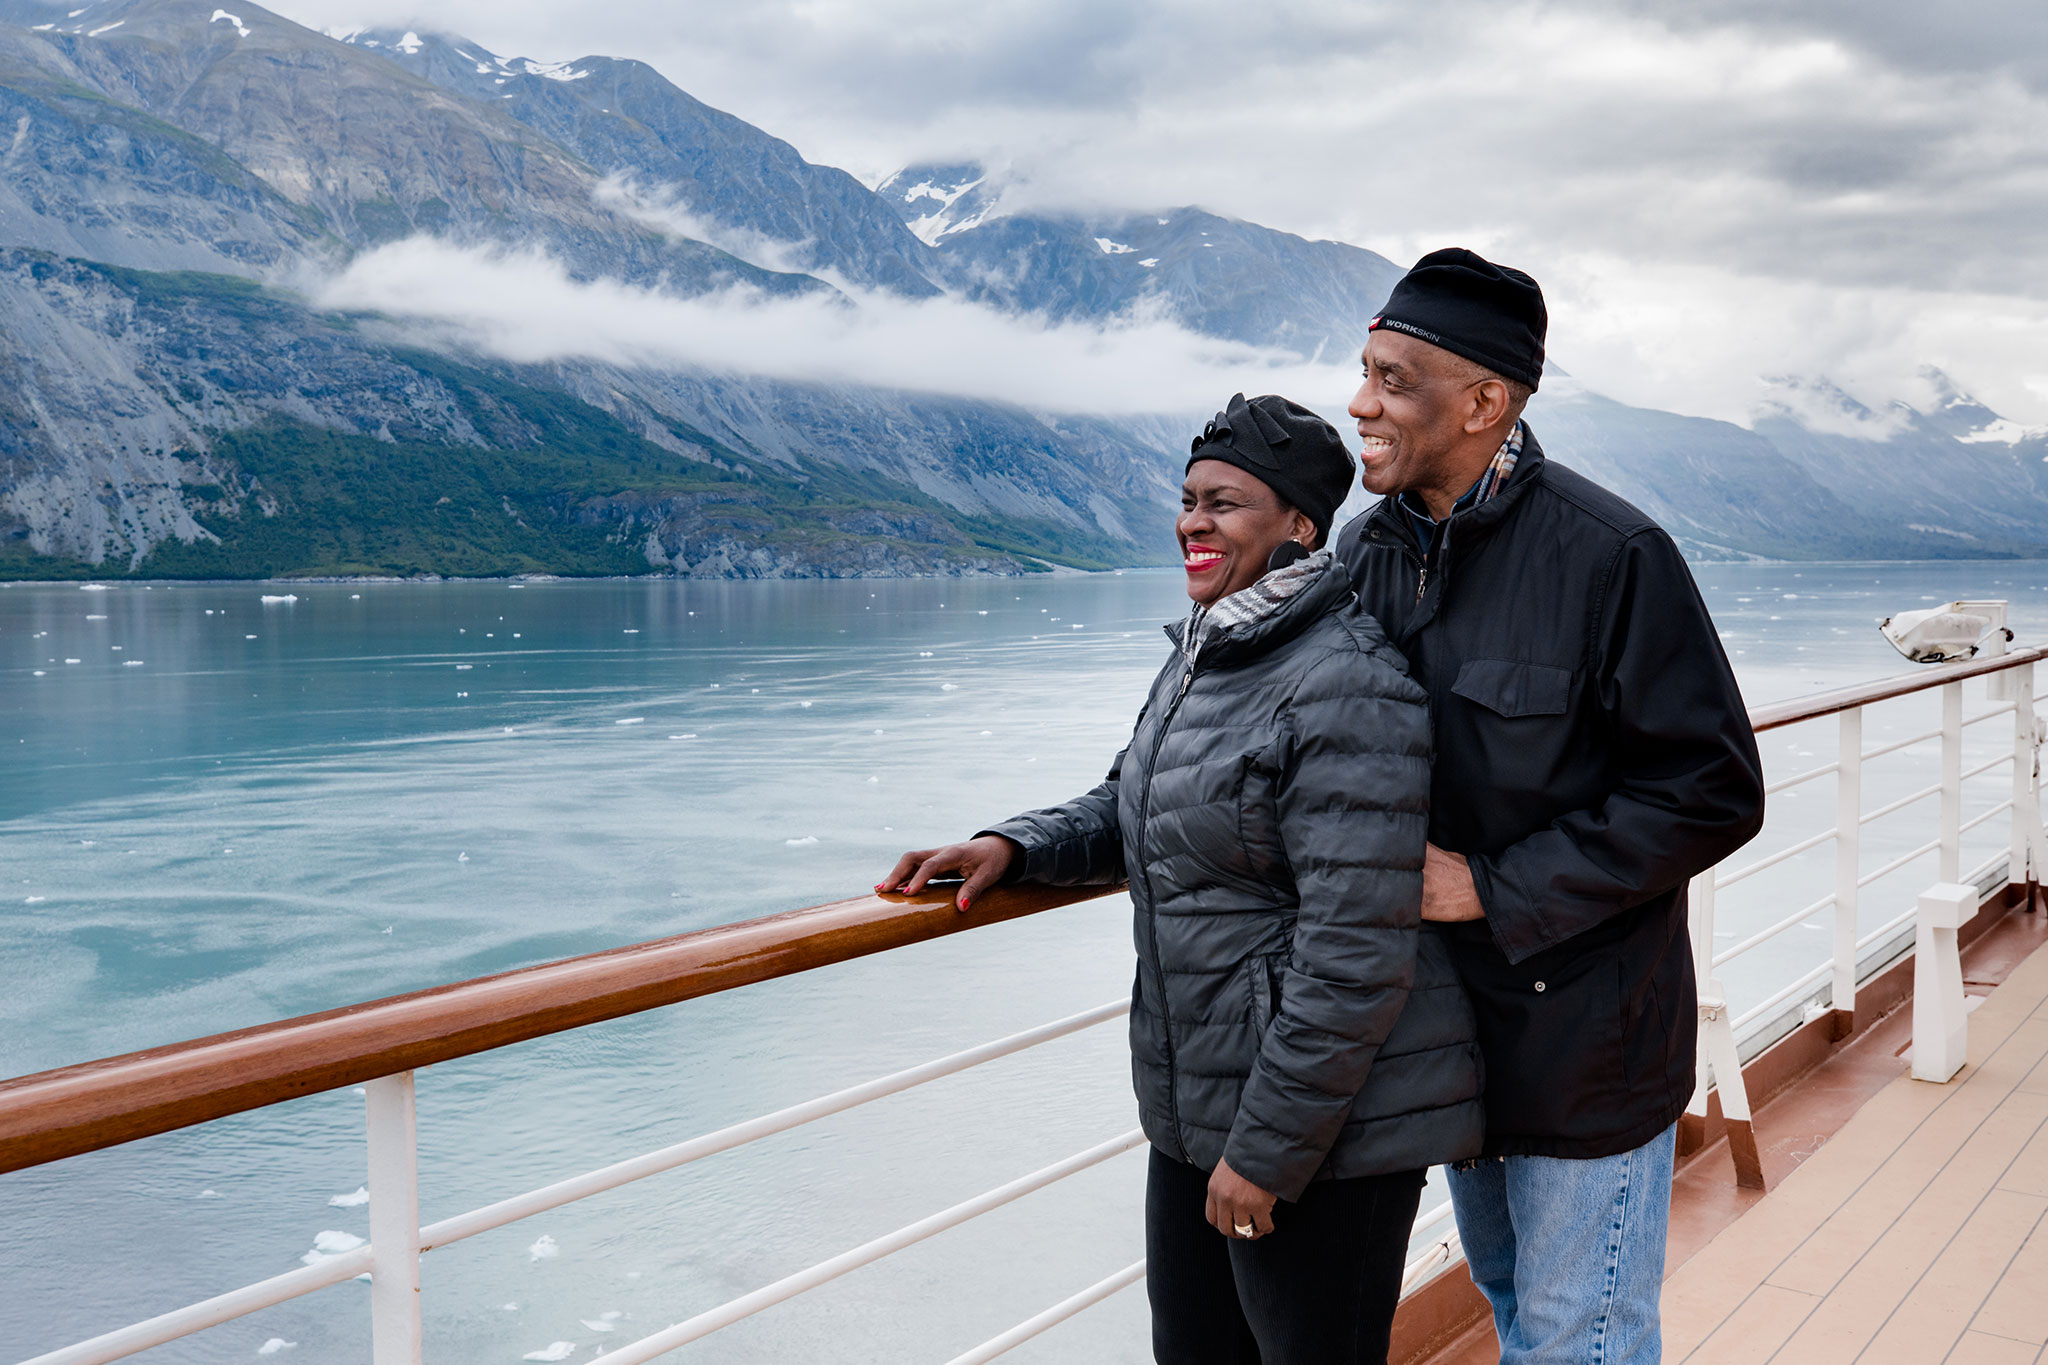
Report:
1962,703,2019,729
1858,837,1942,889
1766,760,1839,796
1713,894,1835,969
1960,801,2017,837
1733,959,1833,1036
1718,826,1838,889
599,1130,1149,1365
1860,781,1942,826
422,999,1130,1252
1961,752,2014,782
943,1261,1149,1365
19,1248,375,1365
1862,725,1943,762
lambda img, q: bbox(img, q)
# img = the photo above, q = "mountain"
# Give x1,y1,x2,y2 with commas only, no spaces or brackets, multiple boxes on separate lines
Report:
0,0,2042,580
879,162,1408,358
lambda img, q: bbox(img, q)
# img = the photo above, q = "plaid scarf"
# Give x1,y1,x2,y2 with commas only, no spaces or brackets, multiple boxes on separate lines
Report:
1182,548,1333,670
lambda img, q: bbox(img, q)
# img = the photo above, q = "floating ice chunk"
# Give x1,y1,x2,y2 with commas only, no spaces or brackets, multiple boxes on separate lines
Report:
786,836,819,846
500,1303,519,1311
978,610,989,615
80,584,109,591
455,664,472,671
33,671,45,676
64,658,79,664
940,683,959,691
259,595,295,604
873,729,884,735
980,730,993,736
79,839,95,846
508,583,525,589
622,629,638,634
918,651,933,658
528,1234,558,1262
198,1188,222,1198
580,1320,617,1333
122,659,144,666
798,700,813,708
351,594,361,599
668,733,696,740
615,718,645,726
246,634,258,639
1071,624,1084,629
866,776,878,784
24,896,45,904
255,1339,297,1355
329,1186,369,1207
86,613,106,620
300,1230,366,1266
457,852,469,863
522,1345,575,1362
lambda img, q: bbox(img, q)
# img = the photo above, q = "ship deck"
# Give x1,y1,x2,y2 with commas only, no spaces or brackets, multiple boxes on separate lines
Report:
1419,905,2048,1364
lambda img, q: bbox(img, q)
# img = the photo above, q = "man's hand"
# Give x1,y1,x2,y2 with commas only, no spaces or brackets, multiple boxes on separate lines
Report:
876,835,1018,912
1206,1158,1278,1240
1422,842,1486,922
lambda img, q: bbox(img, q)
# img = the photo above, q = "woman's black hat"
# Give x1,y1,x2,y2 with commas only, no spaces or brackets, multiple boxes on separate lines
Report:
1186,393,1355,542
1370,247,1546,391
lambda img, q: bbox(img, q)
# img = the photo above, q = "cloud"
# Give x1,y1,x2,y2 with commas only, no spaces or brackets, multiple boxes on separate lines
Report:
266,0,2048,422
312,237,1359,418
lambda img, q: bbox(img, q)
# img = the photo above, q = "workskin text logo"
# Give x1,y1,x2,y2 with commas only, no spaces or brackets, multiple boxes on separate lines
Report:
1368,316,1444,345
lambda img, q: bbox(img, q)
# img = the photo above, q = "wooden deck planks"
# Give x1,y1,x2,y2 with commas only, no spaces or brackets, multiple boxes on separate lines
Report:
1665,932,2048,1364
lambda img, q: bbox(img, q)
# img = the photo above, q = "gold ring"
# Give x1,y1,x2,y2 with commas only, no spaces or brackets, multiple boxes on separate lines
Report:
1233,1220,1255,1238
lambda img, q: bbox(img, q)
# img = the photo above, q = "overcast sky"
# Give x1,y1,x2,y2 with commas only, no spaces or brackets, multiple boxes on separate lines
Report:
270,0,2048,426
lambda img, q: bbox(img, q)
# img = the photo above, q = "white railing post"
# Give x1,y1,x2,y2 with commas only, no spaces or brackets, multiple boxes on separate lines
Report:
366,1072,424,1365
1688,866,1763,1188
1834,707,1862,1032
1685,868,1716,1128
1912,884,1972,1082
1941,682,1964,882
2012,662,2042,902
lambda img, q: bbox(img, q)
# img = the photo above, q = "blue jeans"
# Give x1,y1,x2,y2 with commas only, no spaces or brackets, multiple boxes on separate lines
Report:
1446,1124,1676,1365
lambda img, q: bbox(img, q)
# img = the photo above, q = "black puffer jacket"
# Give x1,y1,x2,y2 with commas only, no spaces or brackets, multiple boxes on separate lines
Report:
985,561,1483,1201
1334,429,1765,1159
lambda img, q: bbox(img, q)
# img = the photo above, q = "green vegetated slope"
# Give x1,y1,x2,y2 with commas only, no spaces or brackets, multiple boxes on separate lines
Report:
0,340,1152,580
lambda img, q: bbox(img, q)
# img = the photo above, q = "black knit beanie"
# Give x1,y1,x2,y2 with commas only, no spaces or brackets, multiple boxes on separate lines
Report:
1186,393,1355,543
1370,247,1547,391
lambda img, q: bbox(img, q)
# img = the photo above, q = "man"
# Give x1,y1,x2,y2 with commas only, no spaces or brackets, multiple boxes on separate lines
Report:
1333,248,1766,1363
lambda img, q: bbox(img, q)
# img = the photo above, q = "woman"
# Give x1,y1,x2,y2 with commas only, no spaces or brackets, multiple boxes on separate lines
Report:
879,394,1482,1364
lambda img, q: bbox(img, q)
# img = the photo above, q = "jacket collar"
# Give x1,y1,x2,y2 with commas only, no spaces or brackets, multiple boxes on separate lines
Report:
1364,425,1548,554
1163,553,1351,668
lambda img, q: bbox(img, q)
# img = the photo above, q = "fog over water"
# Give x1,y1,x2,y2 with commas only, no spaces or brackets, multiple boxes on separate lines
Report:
3,563,2044,1362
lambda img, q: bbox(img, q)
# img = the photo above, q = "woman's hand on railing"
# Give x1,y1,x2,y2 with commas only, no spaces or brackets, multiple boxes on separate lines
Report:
877,836,1019,912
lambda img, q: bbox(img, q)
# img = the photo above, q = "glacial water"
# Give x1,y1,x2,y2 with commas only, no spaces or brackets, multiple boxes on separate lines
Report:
3,562,2046,1364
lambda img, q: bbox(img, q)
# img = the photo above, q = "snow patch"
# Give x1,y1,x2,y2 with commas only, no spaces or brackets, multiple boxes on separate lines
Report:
1138,258,1159,268
394,31,423,55
1959,418,2048,445
522,59,590,82
1094,238,1135,255
209,10,250,37
321,25,366,42
87,19,122,35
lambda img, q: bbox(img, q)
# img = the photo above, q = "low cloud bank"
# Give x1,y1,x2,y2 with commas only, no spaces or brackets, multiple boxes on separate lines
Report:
312,236,1361,418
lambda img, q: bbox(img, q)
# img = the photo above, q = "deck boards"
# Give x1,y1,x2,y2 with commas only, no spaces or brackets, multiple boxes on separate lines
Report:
1665,931,2048,1364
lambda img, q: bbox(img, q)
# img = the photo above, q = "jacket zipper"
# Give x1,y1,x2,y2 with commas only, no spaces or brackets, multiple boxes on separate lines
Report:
1136,648,1200,1161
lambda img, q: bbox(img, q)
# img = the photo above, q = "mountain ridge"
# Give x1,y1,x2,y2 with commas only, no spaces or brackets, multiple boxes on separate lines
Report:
0,0,2042,579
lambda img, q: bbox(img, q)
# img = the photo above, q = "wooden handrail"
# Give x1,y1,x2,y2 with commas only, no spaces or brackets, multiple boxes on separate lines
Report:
1748,646,2046,733
0,881,1124,1177
2,643,2040,1178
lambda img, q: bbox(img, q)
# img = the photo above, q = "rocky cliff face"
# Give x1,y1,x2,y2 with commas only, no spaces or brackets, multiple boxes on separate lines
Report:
0,0,2043,579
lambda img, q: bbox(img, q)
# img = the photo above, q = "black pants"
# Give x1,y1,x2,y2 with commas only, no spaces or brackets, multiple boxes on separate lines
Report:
1146,1147,1425,1365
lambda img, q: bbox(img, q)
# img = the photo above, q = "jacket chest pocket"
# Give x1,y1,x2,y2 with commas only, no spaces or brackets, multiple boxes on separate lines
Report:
1446,659,1577,797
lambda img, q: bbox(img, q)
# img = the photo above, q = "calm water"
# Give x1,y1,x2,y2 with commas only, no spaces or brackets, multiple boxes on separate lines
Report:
3,563,2045,1363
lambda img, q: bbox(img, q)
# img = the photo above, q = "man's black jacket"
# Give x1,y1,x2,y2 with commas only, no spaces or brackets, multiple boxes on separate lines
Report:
1334,429,1765,1158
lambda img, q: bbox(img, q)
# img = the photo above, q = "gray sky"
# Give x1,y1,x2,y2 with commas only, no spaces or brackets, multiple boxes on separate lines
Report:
270,0,2048,426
